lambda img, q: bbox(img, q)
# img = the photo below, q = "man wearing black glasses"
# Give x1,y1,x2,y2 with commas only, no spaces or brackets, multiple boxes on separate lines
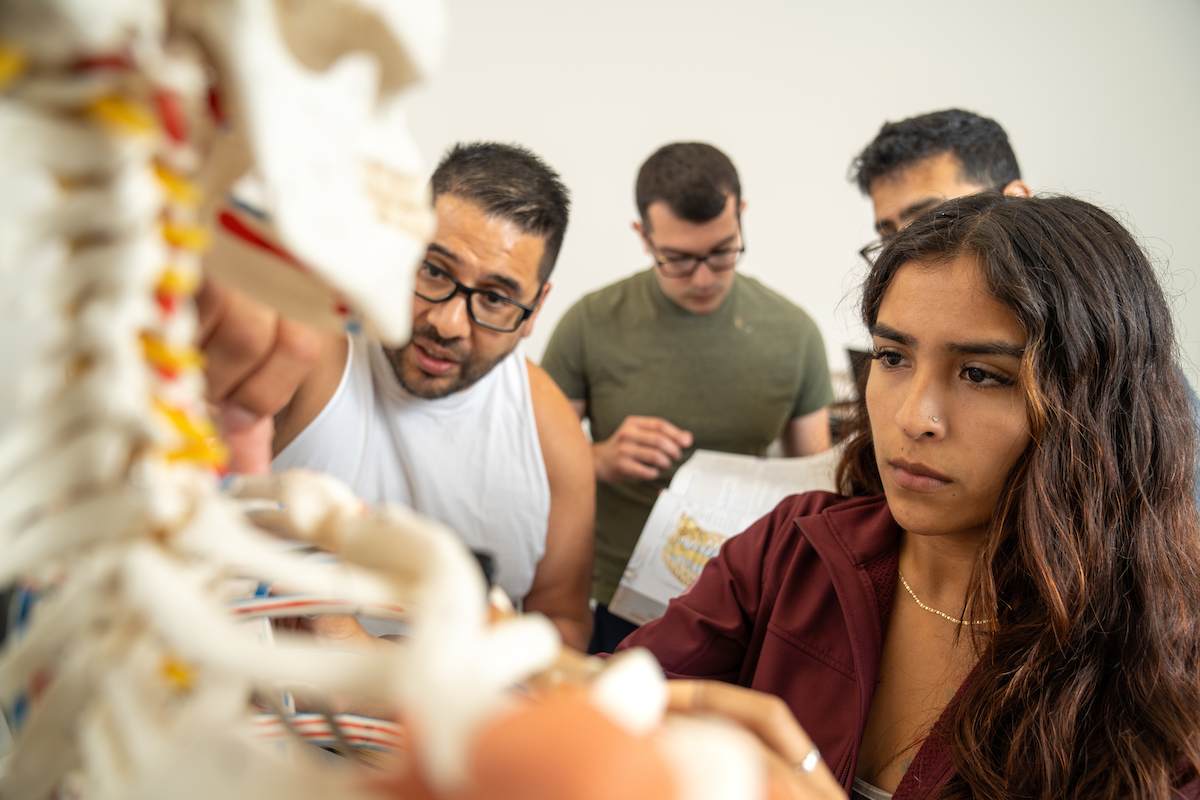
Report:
206,143,595,651
542,142,835,653
850,109,1030,265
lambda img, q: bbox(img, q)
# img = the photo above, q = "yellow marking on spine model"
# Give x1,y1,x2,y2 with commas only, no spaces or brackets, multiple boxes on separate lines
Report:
0,43,27,93
142,333,204,374
154,399,217,440
162,222,211,252
153,163,201,207
153,398,228,469
166,436,228,469
157,266,201,298
86,95,157,135
160,654,196,692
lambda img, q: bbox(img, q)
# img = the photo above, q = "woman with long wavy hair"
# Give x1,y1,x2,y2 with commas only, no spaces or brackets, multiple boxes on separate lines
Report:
621,192,1200,799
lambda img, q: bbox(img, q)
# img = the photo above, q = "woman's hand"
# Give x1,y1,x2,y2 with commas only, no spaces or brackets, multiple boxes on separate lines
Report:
668,680,847,800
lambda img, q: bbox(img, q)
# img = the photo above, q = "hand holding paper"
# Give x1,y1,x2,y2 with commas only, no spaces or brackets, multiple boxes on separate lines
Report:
592,415,693,483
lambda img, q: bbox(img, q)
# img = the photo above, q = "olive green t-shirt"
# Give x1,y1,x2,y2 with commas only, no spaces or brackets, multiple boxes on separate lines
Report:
541,269,835,604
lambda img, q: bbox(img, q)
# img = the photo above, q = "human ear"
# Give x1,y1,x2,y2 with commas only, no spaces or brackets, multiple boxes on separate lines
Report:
1002,180,1032,198
632,220,652,254
521,282,552,338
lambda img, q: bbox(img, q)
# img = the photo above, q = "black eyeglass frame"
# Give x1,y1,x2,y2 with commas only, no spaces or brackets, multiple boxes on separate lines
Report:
858,186,1010,265
645,233,747,279
858,238,889,265
414,261,543,333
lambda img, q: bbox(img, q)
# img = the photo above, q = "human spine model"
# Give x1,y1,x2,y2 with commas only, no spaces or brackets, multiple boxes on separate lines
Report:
0,3,429,796
0,3,769,800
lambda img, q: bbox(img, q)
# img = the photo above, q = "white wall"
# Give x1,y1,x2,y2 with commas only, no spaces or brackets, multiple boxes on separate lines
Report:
1,1,1196,426
406,0,1200,388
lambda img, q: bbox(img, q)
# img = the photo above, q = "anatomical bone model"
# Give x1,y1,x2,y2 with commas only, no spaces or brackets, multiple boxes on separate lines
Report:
0,2,771,799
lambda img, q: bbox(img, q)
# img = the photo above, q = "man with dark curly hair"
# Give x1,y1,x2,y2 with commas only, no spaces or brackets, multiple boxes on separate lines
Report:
850,109,1030,262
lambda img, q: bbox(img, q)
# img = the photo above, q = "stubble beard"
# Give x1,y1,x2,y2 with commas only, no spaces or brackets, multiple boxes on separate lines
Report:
385,324,512,399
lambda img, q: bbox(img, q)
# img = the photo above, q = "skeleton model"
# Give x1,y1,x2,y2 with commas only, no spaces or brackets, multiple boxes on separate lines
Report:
0,2,772,799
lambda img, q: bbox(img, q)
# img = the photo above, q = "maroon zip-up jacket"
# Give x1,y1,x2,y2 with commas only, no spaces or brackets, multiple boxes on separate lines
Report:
619,491,1200,799
617,491,946,795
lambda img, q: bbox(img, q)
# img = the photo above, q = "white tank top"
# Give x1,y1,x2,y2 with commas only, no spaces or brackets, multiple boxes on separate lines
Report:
274,335,550,601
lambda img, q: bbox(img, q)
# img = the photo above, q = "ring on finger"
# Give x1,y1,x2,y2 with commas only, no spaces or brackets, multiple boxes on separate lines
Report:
796,745,821,774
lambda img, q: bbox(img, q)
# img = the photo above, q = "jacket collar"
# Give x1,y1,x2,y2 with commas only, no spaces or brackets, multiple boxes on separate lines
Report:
796,493,964,799
800,493,898,567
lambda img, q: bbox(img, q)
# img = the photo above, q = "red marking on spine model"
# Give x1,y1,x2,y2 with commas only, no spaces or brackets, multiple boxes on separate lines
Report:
217,209,309,271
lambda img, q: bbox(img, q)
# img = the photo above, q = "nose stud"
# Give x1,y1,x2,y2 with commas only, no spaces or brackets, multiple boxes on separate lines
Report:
931,416,938,423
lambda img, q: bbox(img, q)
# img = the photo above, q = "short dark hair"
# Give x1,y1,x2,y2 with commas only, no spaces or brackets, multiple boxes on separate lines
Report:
849,109,1021,196
431,142,570,282
636,142,741,231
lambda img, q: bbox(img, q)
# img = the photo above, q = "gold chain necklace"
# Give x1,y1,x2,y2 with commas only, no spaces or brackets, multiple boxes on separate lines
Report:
898,571,989,625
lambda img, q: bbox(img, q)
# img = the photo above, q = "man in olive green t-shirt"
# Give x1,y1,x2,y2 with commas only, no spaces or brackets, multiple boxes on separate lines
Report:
541,142,835,653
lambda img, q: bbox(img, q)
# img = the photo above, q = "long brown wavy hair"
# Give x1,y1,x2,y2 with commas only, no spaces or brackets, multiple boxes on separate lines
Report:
836,193,1200,799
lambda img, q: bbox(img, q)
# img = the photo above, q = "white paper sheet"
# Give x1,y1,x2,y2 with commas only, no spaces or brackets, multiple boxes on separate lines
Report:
609,447,841,625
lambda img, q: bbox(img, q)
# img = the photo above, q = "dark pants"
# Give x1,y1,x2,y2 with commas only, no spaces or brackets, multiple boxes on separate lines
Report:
587,603,640,655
